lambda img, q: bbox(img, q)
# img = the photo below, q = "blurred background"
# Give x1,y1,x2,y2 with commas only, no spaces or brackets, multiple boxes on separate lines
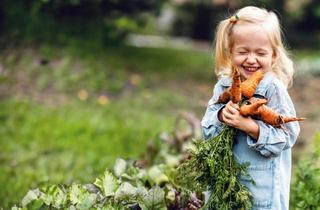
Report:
0,0,319,209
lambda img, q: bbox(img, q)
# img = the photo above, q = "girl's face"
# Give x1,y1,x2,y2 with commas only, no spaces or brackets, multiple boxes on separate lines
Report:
230,24,274,81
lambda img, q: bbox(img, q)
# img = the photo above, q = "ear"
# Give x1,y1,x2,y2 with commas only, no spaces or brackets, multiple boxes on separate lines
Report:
224,47,232,58
272,47,278,63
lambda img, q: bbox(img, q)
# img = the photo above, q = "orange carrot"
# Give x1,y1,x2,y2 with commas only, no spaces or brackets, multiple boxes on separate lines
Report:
230,67,242,103
239,97,267,117
216,68,263,104
241,70,264,98
216,90,231,104
240,97,305,127
216,67,241,104
257,105,305,127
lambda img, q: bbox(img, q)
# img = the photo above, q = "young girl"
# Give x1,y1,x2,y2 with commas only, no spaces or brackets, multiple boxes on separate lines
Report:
201,6,300,210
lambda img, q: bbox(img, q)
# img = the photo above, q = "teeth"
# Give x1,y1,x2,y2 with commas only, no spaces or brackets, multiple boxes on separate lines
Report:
244,67,259,72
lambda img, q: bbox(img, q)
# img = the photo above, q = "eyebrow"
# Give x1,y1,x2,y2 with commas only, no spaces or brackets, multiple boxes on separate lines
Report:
256,49,269,52
235,47,270,52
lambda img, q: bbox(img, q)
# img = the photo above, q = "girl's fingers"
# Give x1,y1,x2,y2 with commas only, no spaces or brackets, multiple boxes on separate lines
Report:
222,113,233,126
228,101,240,110
222,102,242,126
225,102,239,115
223,108,234,120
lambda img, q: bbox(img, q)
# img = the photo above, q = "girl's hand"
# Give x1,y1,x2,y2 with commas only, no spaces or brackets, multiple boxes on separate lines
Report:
219,101,260,140
219,101,242,128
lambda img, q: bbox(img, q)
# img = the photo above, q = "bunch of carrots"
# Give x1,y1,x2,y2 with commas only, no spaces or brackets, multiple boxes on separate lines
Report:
177,67,305,210
217,67,305,127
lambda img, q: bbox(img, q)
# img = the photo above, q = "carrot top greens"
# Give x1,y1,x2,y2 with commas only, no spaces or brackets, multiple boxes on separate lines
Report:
177,126,253,210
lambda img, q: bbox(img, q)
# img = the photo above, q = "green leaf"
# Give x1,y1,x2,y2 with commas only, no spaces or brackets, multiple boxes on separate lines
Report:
11,207,23,210
40,192,53,206
148,166,162,180
52,186,67,208
41,185,67,208
69,184,87,205
21,189,43,209
67,206,77,210
136,168,148,180
136,186,148,198
26,200,44,210
148,165,168,185
114,182,138,201
76,194,97,210
102,170,119,197
94,178,103,190
102,170,118,196
139,186,166,210
22,189,39,206
114,158,127,177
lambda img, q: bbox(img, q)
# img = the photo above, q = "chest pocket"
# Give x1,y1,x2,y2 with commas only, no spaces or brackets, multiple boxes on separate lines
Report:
239,163,274,209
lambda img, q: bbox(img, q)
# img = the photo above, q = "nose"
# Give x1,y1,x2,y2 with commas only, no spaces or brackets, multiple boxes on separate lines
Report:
246,53,257,64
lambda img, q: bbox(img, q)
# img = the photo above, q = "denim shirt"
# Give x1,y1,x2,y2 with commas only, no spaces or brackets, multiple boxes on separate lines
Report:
201,72,300,210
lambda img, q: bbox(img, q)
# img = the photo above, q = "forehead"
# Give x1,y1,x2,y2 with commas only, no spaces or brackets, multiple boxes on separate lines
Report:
231,23,272,49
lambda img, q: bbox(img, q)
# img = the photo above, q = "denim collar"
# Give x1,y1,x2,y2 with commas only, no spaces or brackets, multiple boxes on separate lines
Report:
219,71,275,97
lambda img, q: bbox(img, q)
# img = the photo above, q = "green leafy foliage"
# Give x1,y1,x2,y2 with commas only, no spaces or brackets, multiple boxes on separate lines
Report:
0,0,165,45
177,126,253,210
6,108,207,209
10,158,176,209
290,133,320,210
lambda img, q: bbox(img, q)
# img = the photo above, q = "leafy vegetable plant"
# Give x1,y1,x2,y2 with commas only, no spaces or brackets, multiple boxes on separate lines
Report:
12,158,168,210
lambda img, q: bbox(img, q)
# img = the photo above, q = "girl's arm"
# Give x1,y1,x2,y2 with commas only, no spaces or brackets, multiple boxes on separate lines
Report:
201,80,227,139
244,81,300,157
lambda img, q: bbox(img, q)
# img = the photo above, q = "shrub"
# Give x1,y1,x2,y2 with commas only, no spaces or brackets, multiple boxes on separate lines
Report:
290,132,320,209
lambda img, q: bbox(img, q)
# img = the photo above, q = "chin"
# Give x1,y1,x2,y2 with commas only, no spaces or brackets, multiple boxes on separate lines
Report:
241,68,260,79
240,72,253,80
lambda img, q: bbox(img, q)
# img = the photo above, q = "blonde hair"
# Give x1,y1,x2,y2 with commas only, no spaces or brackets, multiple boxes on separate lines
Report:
214,6,294,87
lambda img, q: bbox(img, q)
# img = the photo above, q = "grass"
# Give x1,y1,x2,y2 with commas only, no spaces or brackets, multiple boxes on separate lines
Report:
0,43,213,208
0,96,178,208
1,43,213,95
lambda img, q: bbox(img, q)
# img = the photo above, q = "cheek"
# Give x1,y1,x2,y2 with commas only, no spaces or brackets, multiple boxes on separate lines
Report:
262,56,273,67
231,55,244,66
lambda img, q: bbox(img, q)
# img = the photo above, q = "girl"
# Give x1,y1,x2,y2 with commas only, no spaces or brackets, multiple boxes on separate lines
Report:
201,6,300,210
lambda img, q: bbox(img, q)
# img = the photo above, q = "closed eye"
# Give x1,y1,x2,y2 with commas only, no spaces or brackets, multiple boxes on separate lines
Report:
257,52,267,56
238,51,247,55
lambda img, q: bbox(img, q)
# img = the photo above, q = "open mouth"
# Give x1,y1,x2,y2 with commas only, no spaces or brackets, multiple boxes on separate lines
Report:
242,66,260,72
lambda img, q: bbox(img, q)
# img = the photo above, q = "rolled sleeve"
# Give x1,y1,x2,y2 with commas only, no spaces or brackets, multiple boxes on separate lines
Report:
247,120,287,157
